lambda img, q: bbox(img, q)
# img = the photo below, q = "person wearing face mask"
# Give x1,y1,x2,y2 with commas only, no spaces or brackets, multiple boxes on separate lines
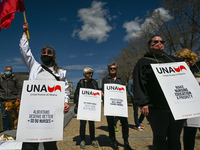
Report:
20,22,70,150
0,66,22,131
133,35,185,150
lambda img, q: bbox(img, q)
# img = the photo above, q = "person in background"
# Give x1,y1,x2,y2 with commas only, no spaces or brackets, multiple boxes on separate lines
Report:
176,48,199,150
74,67,99,149
127,71,144,131
20,22,70,150
133,35,185,150
102,62,132,150
0,66,21,131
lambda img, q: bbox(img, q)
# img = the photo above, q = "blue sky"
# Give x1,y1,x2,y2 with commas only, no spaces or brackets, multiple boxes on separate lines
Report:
0,0,172,86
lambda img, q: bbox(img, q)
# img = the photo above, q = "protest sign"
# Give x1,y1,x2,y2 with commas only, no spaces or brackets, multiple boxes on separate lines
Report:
104,84,128,117
16,80,65,142
151,62,200,120
185,117,200,127
77,88,101,121
0,141,22,150
185,76,200,127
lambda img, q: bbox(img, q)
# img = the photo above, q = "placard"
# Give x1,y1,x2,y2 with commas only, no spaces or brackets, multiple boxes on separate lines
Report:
104,84,128,117
151,62,200,120
185,76,200,127
77,88,101,121
16,80,65,142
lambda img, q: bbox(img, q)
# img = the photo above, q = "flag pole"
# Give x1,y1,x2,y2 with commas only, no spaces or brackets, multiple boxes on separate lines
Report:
23,11,30,40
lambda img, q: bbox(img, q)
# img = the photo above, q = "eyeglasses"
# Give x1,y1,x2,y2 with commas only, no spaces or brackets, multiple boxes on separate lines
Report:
152,40,165,44
86,72,93,75
109,67,117,70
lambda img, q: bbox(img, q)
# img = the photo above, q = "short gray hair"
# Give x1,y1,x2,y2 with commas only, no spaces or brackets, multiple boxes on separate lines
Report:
83,67,93,75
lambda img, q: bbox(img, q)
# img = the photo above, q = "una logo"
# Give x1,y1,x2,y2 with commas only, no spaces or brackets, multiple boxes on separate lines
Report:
156,65,187,74
27,84,61,92
82,90,100,96
107,86,125,91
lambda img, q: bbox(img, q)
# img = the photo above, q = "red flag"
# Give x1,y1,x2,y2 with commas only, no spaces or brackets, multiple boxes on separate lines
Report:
0,0,25,31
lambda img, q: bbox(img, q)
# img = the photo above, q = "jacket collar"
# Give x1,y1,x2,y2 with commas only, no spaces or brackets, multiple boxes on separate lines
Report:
1,73,15,80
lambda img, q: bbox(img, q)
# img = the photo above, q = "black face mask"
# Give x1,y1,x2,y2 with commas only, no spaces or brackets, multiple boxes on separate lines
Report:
41,55,54,66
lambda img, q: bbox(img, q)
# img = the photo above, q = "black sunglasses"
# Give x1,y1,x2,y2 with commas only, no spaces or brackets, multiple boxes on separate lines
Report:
109,67,117,70
152,40,165,44
86,72,93,74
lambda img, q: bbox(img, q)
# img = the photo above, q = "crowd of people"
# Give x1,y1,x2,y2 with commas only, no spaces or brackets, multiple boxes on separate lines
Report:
0,23,199,150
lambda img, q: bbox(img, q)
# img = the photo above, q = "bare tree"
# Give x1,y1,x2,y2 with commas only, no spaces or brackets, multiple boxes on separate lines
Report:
99,0,200,84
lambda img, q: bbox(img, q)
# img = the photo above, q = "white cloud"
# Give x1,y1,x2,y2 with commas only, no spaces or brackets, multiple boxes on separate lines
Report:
85,53,94,56
69,54,78,58
72,1,112,43
63,64,106,72
123,7,173,41
0,57,26,71
60,17,67,22
63,65,92,70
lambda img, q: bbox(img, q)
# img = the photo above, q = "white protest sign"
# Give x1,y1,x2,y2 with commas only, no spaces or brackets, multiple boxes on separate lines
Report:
16,80,65,142
151,62,200,120
104,84,128,117
77,88,101,122
185,117,200,127
0,141,22,150
185,76,200,127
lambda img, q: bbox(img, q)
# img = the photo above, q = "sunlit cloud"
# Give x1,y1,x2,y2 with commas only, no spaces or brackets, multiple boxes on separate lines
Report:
123,7,173,41
72,1,112,43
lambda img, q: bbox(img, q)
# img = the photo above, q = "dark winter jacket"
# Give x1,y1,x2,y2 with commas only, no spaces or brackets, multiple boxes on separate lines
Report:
102,74,125,93
133,52,177,110
74,79,99,106
0,74,22,101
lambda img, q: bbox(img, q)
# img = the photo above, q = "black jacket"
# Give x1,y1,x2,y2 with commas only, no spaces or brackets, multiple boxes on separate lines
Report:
133,52,177,110
0,74,22,101
102,74,124,93
74,79,99,106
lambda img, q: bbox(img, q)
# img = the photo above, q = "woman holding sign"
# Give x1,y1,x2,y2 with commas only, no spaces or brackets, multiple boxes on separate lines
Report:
102,62,132,150
20,22,70,150
176,48,199,150
74,67,99,149
133,35,185,150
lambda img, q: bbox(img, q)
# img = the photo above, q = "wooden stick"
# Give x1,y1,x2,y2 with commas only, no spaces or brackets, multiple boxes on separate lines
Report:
23,11,30,40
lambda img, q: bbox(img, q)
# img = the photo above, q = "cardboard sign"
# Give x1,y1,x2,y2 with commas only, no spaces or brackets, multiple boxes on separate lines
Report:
77,88,101,121
151,62,200,120
16,80,65,142
104,84,128,117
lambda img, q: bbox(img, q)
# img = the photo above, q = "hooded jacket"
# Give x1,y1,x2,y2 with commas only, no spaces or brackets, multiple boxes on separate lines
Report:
133,52,177,110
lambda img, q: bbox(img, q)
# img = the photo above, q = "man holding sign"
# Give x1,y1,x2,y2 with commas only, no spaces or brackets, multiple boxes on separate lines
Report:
133,35,185,150
102,62,132,150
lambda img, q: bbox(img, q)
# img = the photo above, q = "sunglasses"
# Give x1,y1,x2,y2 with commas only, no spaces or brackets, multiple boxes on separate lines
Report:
152,40,165,44
86,72,93,75
109,67,117,70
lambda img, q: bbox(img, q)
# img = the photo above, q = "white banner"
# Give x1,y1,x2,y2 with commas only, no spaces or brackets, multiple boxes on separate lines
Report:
185,77,200,127
16,80,65,142
77,88,101,122
104,84,128,117
151,62,200,120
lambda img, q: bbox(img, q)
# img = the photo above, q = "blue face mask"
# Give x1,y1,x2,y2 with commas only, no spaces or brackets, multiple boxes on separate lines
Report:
5,71,12,77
